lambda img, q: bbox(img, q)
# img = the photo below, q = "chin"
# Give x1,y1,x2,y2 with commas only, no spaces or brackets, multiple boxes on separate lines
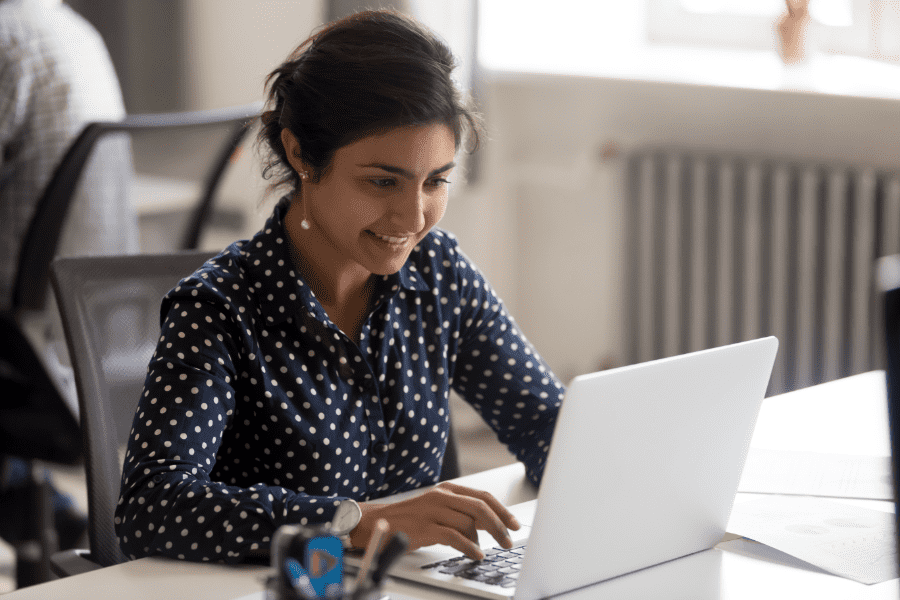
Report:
369,262,407,276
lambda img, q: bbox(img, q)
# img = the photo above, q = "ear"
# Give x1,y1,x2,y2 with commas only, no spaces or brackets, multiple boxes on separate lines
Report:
280,128,308,176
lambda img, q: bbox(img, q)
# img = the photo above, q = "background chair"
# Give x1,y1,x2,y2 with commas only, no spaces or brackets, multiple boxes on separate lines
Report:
14,102,260,314
49,251,215,574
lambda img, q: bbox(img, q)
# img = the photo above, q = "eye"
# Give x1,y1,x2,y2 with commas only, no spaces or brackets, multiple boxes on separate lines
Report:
427,178,452,188
370,178,396,188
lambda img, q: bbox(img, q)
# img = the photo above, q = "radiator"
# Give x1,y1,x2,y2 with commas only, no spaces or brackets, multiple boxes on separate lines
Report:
626,150,900,396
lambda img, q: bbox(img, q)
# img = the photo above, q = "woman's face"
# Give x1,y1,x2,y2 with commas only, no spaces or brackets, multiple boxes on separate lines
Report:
285,123,457,277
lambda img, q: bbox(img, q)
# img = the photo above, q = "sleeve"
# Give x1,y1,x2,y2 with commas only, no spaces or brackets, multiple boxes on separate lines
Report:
448,244,564,487
115,276,350,563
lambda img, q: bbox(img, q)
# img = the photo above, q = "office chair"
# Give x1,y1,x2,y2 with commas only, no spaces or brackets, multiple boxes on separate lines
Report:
14,102,261,313
49,251,463,575
49,251,215,574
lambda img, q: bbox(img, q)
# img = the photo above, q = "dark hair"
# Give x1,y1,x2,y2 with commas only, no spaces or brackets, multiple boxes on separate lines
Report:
258,9,482,195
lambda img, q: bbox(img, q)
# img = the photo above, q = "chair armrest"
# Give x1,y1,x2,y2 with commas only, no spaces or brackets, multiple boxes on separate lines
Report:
50,548,102,577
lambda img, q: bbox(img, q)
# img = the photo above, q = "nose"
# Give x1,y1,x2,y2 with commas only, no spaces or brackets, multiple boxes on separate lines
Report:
391,187,426,233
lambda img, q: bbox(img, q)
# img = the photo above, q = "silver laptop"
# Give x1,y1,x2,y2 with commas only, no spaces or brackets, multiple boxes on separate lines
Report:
350,337,778,600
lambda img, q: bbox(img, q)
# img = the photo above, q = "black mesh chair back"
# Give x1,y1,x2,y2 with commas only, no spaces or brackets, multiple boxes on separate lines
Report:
15,103,260,313
50,251,215,568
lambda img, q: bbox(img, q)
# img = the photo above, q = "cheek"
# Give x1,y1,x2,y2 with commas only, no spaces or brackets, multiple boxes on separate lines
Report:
343,195,383,227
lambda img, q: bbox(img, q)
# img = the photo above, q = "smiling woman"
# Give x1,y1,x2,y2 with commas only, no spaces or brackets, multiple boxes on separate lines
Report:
115,9,563,566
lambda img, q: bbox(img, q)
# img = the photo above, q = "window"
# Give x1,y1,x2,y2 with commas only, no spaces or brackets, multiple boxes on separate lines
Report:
647,0,874,58
681,0,852,26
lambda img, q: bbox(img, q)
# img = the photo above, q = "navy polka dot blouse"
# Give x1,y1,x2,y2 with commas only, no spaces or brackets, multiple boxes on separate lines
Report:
115,201,564,563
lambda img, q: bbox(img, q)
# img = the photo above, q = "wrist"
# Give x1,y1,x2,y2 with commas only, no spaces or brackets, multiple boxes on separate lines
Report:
348,502,380,550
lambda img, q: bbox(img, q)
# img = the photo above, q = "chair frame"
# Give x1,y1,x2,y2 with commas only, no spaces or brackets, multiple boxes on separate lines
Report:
13,102,260,313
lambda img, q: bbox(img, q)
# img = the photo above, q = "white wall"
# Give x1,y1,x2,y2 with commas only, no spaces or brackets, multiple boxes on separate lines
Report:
456,72,900,383
177,0,326,240
182,0,324,110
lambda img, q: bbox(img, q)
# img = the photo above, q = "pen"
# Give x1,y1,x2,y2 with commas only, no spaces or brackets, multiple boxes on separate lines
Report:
370,531,410,586
354,518,389,590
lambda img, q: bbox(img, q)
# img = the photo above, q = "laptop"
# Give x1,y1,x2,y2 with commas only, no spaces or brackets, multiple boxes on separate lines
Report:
348,337,778,600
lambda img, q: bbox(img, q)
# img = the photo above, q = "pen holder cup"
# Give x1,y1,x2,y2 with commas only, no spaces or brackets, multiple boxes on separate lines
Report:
268,524,389,600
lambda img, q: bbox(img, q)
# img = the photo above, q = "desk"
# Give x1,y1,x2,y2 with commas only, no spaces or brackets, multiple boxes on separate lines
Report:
3,371,897,599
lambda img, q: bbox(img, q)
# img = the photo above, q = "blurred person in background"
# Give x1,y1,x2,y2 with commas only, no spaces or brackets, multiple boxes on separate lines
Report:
0,0,139,551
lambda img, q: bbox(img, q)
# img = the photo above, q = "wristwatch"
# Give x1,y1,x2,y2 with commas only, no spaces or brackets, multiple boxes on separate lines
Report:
330,498,362,549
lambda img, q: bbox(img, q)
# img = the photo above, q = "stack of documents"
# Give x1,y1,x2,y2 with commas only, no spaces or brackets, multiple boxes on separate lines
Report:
724,448,897,584
738,448,892,500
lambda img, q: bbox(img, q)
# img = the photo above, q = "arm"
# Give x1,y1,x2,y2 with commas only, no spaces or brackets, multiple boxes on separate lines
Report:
450,246,564,487
115,279,353,563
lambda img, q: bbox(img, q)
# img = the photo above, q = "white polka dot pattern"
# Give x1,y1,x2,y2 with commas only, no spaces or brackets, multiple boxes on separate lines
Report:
115,202,563,563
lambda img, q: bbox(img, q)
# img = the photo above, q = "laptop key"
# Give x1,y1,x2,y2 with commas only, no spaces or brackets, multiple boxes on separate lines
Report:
500,579,517,588
439,563,475,575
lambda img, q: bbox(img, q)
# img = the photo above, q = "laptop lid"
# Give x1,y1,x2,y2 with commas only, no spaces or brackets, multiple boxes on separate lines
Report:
514,337,778,600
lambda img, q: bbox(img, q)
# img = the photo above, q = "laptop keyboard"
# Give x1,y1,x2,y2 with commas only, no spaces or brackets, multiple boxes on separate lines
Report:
420,545,527,589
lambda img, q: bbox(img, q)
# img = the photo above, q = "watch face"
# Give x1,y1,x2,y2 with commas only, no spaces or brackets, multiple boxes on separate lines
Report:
333,500,361,533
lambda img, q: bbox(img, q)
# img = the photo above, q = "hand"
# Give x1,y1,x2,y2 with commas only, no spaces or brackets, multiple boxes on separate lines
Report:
349,482,521,560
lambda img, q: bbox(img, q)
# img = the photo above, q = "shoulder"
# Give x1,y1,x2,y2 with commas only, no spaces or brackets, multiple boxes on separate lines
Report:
162,242,254,315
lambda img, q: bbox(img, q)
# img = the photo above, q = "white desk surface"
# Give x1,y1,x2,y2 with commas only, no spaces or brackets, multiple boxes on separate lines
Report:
4,371,897,600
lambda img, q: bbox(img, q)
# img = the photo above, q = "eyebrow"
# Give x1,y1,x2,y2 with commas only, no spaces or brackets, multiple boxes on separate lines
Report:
357,161,456,179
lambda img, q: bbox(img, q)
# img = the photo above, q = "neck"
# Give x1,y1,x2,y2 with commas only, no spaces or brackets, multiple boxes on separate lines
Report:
285,200,372,309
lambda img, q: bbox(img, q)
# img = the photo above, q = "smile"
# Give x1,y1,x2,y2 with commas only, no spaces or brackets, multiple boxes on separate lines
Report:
366,231,411,245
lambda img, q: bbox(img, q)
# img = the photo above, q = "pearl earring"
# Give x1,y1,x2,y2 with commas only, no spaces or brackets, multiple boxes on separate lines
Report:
299,171,311,230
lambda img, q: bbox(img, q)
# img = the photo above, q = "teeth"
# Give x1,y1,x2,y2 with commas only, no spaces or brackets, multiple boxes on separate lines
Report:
371,232,408,244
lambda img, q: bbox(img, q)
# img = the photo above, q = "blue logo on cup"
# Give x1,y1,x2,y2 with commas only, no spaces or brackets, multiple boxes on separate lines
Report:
305,535,343,597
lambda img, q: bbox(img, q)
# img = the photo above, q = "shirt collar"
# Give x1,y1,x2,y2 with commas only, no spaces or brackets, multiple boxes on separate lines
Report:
242,201,430,328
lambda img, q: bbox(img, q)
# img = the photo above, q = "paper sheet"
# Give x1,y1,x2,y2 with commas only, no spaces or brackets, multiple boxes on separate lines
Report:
726,496,899,584
738,449,893,500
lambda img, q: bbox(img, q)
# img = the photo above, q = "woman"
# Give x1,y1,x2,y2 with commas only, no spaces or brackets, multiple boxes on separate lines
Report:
116,9,563,564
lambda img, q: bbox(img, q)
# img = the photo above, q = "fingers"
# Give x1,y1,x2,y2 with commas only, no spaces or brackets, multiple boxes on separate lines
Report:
438,482,521,530
402,515,482,560
432,508,480,545
437,482,521,530
368,484,522,559
424,525,484,561
431,484,516,549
